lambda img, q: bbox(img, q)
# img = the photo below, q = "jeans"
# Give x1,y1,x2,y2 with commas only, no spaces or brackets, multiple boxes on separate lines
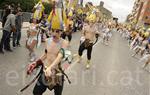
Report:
0,30,11,51
12,29,21,46
12,31,17,47
16,29,21,45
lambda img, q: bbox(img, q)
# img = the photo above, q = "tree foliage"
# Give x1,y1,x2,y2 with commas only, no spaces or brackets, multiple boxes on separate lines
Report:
0,0,52,13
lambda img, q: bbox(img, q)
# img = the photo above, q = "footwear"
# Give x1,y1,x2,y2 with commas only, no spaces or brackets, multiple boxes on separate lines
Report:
105,42,109,46
5,49,13,52
13,44,16,48
16,44,21,47
30,52,36,62
13,46,17,49
30,57,36,62
86,64,90,69
0,50,4,54
86,60,91,69
77,56,81,63
132,54,135,57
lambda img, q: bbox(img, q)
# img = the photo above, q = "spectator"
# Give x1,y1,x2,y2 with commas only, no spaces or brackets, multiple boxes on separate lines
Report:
0,9,16,53
15,7,23,47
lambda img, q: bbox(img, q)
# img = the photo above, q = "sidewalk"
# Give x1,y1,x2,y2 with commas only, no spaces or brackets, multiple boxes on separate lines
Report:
0,22,30,30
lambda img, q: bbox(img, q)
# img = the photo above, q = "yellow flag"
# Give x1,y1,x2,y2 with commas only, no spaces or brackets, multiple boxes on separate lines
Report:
33,1,45,20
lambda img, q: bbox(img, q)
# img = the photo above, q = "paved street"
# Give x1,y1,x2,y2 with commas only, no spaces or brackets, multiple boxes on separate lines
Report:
0,29,149,95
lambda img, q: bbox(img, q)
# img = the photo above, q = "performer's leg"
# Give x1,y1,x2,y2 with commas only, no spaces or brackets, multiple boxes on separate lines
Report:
33,73,47,95
87,45,93,60
53,76,64,95
61,32,66,40
27,39,37,62
67,33,72,43
78,42,85,63
143,57,150,68
140,49,145,57
86,44,93,68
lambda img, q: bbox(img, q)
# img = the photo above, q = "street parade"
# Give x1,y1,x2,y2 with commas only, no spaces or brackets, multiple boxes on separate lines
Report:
0,0,150,95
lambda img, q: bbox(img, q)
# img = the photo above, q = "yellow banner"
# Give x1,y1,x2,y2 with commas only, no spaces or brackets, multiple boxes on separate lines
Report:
68,0,79,8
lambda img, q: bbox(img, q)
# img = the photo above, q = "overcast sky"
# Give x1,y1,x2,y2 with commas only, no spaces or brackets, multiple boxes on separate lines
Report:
83,0,135,22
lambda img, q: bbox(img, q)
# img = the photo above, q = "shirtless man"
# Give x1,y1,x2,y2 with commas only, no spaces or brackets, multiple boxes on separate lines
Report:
27,29,69,95
78,21,99,69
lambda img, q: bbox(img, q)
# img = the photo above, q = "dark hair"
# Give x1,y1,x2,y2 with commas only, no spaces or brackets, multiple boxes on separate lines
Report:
12,10,17,15
5,8,11,15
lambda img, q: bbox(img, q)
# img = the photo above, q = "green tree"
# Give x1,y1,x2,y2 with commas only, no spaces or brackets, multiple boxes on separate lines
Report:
43,2,52,14
0,0,52,13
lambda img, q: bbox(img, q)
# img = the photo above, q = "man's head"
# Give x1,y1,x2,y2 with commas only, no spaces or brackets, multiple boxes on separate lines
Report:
16,8,22,16
32,18,39,24
52,29,62,39
5,8,11,16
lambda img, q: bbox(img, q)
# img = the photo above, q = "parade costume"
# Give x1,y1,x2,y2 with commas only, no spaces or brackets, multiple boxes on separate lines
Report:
26,1,72,95
33,0,45,22
26,23,39,62
32,37,64,95
48,0,67,30
78,2,100,69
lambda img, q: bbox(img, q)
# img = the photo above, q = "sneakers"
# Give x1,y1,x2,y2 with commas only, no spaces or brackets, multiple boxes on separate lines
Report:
16,44,21,47
30,52,36,62
86,64,90,69
105,42,109,46
13,46,17,49
86,60,91,69
132,54,135,57
77,56,81,63
30,56,36,62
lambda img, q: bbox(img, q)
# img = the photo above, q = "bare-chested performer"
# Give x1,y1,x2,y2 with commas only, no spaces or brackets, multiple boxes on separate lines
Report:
77,20,99,69
27,28,69,95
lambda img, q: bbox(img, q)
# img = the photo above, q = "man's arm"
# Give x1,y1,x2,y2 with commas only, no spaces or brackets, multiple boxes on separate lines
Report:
49,52,63,68
50,41,69,68
82,25,86,36
27,43,47,74
10,15,16,32
38,40,48,61
45,40,69,77
11,26,16,32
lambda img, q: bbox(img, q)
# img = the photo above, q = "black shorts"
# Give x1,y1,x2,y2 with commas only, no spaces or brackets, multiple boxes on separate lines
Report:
33,71,64,95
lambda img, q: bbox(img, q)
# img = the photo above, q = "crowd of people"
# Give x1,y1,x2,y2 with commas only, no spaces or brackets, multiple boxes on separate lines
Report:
0,1,116,95
25,1,115,95
0,3,23,53
117,25,150,71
